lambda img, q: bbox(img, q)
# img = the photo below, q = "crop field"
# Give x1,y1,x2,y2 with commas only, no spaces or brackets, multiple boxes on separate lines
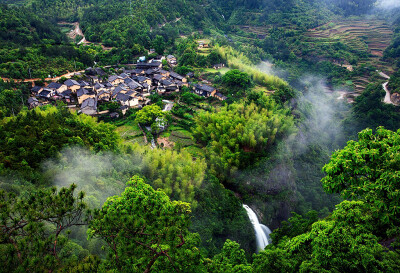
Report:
307,19,394,93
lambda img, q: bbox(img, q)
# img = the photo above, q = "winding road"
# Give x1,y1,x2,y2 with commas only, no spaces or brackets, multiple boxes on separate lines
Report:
378,71,394,105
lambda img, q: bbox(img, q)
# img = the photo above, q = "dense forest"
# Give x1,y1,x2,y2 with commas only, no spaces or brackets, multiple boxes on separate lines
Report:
1,0,400,272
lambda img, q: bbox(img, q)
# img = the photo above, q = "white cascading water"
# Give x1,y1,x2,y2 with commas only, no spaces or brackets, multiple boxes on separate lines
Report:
243,204,271,252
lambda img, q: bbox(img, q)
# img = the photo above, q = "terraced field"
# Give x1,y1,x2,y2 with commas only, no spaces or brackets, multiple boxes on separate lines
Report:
307,19,394,94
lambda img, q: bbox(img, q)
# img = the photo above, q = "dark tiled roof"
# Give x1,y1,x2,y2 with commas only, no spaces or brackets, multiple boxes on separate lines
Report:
79,81,90,87
39,90,52,97
116,92,130,102
136,62,162,69
109,75,123,82
81,97,97,109
95,68,106,76
28,97,38,104
64,79,80,87
161,79,173,86
137,76,150,83
31,86,43,92
153,74,164,81
169,71,184,80
94,83,105,89
47,82,63,89
77,88,89,97
194,84,215,93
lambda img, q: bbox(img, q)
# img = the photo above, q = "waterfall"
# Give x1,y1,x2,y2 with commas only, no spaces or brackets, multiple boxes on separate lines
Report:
243,204,271,252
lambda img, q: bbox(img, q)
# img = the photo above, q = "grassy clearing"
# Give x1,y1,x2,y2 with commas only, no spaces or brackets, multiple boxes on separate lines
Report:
203,67,231,75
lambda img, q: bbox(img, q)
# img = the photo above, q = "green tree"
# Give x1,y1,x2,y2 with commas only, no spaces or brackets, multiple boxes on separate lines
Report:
135,104,164,125
88,175,204,272
222,69,252,88
0,185,88,272
153,35,166,55
206,240,252,273
322,127,400,224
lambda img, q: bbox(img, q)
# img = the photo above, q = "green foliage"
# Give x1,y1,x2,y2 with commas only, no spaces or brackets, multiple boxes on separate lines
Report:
322,127,400,224
0,106,119,180
0,5,95,78
88,175,204,272
215,45,290,91
0,184,88,272
192,176,254,256
252,200,400,272
153,35,166,55
193,97,295,179
140,147,207,204
135,104,164,125
388,70,400,94
349,83,400,132
270,210,319,244
222,69,252,89
206,240,252,273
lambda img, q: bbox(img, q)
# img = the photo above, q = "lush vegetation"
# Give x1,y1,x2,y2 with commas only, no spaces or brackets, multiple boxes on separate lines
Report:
193,96,295,179
1,0,400,271
0,106,119,181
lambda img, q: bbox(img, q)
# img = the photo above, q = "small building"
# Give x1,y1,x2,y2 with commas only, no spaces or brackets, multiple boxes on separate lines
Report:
77,88,96,104
64,79,81,93
167,55,177,66
193,84,217,97
81,98,97,116
214,92,227,101
47,82,67,94
136,61,162,70
169,71,187,83
27,97,40,109
213,63,225,69
31,86,43,95
38,88,53,99
116,93,139,108
108,75,124,86
79,81,91,89
98,90,111,101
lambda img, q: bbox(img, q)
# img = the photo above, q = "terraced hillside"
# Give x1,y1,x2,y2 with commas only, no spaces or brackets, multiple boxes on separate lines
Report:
307,19,394,93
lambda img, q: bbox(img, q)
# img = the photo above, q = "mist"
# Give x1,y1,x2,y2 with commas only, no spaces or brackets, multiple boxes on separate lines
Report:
42,147,143,207
377,0,400,9
234,73,350,228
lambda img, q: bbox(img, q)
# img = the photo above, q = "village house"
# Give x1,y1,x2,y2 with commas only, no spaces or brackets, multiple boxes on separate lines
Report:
81,97,97,116
47,82,67,94
64,79,81,93
193,83,217,97
31,86,43,95
116,92,139,108
214,92,227,101
79,81,91,89
169,71,187,83
38,88,53,99
77,88,96,104
108,75,124,86
166,55,177,66
27,97,40,109
98,90,111,101
136,61,162,70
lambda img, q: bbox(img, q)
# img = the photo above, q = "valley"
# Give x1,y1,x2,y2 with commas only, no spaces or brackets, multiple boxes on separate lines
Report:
0,0,400,272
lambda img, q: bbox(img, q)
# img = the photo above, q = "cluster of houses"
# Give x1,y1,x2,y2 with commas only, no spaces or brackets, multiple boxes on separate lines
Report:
28,57,226,116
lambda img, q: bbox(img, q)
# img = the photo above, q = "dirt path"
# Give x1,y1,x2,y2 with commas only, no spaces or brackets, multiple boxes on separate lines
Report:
378,71,394,105
383,81,393,104
1,70,85,85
